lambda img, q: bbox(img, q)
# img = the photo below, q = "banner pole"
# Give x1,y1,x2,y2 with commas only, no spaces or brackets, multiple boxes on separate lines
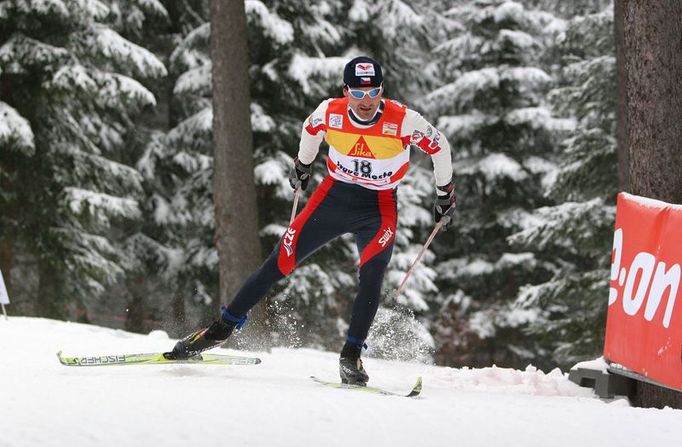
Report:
1,303,6,320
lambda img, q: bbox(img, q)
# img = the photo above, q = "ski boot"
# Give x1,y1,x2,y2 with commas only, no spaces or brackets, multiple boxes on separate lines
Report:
165,308,246,360
339,337,369,386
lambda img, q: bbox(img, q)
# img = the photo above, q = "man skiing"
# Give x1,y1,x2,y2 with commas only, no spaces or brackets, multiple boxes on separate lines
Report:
167,56,456,385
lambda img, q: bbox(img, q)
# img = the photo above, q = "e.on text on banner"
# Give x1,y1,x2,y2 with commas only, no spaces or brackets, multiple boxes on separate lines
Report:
604,192,682,391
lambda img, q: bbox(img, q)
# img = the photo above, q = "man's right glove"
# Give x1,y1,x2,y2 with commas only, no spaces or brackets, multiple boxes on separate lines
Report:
288,158,312,191
434,182,457,228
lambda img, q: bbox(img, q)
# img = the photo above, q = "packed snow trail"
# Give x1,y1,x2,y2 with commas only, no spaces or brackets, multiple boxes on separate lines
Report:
0,317,680,447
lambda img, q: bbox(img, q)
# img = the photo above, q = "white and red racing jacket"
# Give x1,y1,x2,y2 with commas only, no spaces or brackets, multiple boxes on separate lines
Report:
297,97,453,191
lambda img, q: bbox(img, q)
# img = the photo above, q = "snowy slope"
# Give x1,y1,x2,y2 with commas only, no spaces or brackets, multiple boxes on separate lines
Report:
0,318,679,447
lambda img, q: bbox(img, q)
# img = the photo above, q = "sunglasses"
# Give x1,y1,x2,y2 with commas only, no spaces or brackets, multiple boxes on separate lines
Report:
346,85,382,99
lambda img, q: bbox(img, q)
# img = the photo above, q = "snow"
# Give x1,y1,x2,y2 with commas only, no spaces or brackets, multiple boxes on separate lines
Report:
303,17,343,47
462,258,495,276
469,310,497,338
12,0,70,18
50,63,97,92
501,66,552,89
497,29,538,50
167,107,213,144
505,107,575,131
2,317,680,446
504,306,541,328
136,0,168,18
0,35,70,73
0,101,34,151
77,0,110,20
349,0,370,22
622,192,682,211
174,63,211,96
251,102,276,133
497,252,537,268
437,112,489,138
94,71,157,107
572,356,609,373
493,1,526,25
375,0,424,37
64,187,141,221
473,153,528,182
507,199,613,251
523,155,559,190
435,34,485,61
434,67,500,109
169,23,210,72
171,151,211,173
287,53,347,94
151,193,170,224
245,0,295,45
255,158,286,185
85,25,167,78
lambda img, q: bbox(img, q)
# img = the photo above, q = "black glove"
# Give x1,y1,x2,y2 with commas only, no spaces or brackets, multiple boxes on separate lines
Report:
434,182,457,227
288,158,312,191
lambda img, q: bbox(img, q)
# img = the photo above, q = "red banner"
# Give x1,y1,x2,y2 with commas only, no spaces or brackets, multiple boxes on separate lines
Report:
604,193,682,391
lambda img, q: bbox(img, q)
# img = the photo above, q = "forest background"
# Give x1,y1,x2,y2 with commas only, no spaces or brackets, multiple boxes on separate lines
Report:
0,0,617,372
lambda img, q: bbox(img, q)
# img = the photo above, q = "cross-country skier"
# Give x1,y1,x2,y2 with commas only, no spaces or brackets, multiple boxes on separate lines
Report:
167,56,456,385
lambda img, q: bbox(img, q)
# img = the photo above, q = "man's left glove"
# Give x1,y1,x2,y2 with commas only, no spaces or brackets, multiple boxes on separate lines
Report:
434,182,457,228
288,158,313,191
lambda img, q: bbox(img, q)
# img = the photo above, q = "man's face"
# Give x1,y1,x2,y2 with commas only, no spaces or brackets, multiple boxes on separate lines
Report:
343,85,383,121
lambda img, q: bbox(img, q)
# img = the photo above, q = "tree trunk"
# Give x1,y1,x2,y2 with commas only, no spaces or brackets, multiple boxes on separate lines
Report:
617,0,682,202
614,0,629,192
210,0,266,341
615,0,682,408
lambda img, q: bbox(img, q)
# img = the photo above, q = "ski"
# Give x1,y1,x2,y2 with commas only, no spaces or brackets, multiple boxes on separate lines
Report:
310,375,422,398
56,350,261,367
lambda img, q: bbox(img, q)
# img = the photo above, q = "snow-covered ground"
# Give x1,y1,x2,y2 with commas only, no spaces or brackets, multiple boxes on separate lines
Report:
1,317,680,447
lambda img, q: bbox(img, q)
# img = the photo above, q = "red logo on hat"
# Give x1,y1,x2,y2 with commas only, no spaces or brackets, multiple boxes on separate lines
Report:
361,77,371,84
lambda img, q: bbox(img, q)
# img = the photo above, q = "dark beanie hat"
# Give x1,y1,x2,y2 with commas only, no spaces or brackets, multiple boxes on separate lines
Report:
343,56,383,88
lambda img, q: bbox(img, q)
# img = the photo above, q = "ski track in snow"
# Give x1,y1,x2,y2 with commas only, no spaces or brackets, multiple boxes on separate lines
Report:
0,317,680,447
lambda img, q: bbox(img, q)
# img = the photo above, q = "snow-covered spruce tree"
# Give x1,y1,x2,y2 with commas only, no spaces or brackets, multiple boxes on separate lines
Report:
128,1,217,335
95,0,189,333
508,5,617,369
419,0,570,369
0,89,35,310
0,0,165,319
521,0,612,19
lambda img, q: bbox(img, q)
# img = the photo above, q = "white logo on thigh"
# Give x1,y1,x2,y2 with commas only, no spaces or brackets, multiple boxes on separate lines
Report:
378,228,393,247
283,228,296,256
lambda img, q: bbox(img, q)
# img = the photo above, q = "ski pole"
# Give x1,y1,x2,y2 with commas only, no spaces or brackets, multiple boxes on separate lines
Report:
289,187,301,225
394,217,449,299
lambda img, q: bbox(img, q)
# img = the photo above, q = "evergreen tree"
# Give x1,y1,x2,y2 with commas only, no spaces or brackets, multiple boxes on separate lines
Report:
132,1,215,334
508,4,617,368
0,0,166,318
420,0,568,368
521,0,612,18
